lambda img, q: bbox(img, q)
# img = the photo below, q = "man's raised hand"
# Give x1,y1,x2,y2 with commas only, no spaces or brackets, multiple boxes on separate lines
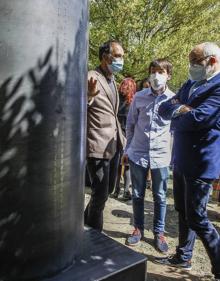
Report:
88,77,100,101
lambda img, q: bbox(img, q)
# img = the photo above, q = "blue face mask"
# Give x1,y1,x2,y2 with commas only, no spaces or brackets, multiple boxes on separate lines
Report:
107,58,124,73
189,62,214,81
189,64,206,81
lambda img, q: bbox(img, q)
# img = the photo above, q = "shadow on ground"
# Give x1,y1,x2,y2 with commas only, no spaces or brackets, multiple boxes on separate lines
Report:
147,272,212,281
103,229,128,239
146,254,212,281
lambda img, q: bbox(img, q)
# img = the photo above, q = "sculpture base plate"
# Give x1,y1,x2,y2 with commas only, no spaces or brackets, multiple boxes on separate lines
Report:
45,227,147,281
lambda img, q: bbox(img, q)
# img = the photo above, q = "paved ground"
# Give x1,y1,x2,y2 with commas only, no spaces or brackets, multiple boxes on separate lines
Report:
85,181,220,281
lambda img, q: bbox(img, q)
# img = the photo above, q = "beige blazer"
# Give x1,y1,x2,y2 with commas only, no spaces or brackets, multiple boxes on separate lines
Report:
87,68,125,159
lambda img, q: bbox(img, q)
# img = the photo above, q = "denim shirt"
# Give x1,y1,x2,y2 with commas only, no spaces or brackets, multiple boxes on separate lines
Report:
125,87,174,168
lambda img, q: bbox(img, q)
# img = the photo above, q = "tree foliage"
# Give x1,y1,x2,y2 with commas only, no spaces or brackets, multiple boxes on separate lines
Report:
89,0,220,90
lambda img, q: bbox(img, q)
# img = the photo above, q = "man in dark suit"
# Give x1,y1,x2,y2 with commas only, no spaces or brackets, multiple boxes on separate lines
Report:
84,40,125,232
156,42,220,280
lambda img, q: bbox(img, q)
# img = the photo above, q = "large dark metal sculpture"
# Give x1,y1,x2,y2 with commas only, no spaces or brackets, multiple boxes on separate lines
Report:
0,1,147,280
0,1,87,280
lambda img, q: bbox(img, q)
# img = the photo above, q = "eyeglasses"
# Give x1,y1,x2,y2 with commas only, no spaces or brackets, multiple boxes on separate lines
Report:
189,55,211,66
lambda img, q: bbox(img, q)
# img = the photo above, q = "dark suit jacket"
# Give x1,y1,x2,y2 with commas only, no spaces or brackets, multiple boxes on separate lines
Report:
87,68,125,159
159,73,220,179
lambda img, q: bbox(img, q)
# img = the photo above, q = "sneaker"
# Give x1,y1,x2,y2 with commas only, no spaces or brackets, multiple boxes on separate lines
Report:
125,228,143,246
154,254,192,271
123,190,132,201
154,233,169,253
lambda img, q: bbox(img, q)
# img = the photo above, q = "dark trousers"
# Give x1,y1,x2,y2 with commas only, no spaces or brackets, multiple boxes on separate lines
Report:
84,151,120,231
173,166,220,278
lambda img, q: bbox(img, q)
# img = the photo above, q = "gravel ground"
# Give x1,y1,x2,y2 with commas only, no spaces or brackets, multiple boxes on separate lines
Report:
85,180,220,281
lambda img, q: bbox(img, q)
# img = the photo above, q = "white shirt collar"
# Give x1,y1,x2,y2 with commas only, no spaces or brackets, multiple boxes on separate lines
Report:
207,70,220,81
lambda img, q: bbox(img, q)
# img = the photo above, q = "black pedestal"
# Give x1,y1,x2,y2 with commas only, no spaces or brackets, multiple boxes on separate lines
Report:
44,227,147,281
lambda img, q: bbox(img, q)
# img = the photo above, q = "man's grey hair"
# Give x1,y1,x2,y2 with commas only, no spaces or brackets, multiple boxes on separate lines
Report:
203,42,220,60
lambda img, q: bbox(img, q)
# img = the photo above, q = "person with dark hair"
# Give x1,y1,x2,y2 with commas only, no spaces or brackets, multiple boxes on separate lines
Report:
156,42,220,280
138,77,151,91
85,40,125,232
123,58,174,252
148,59,173,77
113,77,137,200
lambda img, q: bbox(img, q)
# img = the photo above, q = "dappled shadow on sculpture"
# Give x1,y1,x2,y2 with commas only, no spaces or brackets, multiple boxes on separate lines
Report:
0,14,86,279
0,10,147,281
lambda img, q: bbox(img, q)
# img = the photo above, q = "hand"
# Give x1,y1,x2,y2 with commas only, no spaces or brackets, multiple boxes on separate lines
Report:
179,105,193,114
121,154,129,165
171,98,180,104
88,77,100,101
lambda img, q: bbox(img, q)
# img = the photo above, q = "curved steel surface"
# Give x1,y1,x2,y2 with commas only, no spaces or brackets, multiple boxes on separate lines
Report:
0,1,88,280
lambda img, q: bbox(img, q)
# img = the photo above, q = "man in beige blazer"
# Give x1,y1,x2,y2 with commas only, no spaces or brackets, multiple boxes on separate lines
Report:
85,40,125,231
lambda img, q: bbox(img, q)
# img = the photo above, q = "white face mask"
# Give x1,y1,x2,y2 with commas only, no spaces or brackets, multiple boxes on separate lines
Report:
189,63,214,81
149,73,167,91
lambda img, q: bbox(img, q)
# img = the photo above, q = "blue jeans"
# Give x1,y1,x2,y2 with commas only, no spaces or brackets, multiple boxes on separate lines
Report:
129,160,169,234
173,165,220,278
